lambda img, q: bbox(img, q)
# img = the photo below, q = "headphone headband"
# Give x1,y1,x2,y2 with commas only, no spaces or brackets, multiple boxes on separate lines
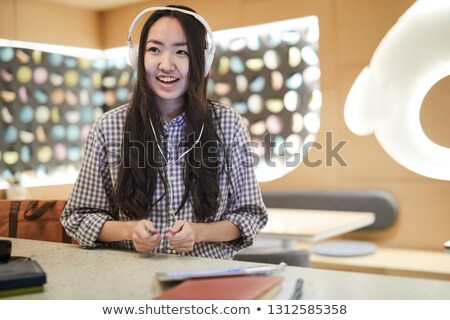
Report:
127,6,216,76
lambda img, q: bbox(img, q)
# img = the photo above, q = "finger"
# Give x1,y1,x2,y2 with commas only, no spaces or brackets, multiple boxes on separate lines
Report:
167,222,191,239
169,227,195,243
168,234,194,248
165,228,177,237
165,228,185,241
166,232,191,246
137,226,159,241
134,233,161,247
134,236,161,252
143,221,158,236
171,243,194,252
167,220,186,235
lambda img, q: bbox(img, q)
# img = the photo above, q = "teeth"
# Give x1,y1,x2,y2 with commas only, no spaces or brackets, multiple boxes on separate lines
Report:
158,76,178,83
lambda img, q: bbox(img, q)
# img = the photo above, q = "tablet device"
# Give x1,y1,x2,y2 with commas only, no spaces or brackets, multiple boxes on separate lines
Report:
156,263,286,282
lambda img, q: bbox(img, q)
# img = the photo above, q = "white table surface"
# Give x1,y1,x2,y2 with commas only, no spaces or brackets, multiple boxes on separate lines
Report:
2,237,449,300
260,208,375,245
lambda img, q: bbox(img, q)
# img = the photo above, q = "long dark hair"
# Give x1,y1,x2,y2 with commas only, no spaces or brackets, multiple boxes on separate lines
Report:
115,5,220,221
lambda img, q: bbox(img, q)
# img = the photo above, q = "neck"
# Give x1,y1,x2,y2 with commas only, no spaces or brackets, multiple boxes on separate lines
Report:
156,97,185,122
161,108,184,122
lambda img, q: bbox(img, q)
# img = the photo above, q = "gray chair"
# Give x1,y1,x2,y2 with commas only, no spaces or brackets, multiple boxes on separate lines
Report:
234,189,397,263
261,190,398,230
267,190,397,256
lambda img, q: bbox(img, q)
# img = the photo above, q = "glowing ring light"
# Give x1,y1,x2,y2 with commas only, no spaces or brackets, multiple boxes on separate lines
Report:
344,0,450,180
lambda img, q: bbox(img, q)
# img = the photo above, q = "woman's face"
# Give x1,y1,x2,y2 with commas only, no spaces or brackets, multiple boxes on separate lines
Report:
144,16,189,112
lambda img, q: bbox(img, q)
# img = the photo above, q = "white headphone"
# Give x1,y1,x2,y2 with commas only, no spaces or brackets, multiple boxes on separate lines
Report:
127,6,216,77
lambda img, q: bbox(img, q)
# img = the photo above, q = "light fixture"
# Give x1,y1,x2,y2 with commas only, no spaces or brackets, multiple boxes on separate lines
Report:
344,0,450,180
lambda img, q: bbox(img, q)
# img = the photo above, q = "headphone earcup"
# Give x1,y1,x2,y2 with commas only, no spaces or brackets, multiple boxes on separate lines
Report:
128,45,139,71
204,48,214,76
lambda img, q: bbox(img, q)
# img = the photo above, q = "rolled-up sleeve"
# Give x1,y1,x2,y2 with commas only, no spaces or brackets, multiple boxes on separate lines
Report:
222,113,268,250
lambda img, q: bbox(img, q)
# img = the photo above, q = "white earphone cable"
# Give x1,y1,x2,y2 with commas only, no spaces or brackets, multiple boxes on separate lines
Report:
149,116,204,167
149,115,204,216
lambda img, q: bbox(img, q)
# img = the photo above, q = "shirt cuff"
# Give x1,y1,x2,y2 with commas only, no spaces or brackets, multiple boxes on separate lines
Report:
74,213,111,248
224,209,268,251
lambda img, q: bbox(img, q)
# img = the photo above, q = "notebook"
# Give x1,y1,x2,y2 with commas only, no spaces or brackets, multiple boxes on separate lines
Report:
0,285,44,298
154,275,283,300
0,258,46,291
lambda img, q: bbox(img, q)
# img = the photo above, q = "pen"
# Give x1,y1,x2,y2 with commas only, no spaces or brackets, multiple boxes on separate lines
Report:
291,278,304,300
145,226,154,236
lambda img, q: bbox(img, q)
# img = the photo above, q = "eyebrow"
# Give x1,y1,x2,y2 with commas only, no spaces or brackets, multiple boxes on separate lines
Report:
146,39,188,47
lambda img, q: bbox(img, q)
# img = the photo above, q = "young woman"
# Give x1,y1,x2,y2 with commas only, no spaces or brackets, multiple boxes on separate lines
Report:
61,5,267,259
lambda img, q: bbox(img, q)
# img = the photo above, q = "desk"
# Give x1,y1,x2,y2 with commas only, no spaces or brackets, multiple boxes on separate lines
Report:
2,237,449,299
260,208,375,247
296,243,450,281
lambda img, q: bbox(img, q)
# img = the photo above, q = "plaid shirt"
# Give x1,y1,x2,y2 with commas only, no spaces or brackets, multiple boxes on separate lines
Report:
61,102,267,259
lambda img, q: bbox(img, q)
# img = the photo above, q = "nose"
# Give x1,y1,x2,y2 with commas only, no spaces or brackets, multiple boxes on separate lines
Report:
159,52,175,72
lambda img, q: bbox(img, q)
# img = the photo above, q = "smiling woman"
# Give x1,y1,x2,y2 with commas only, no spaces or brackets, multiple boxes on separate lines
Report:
144,17,190,120
60,5,268,260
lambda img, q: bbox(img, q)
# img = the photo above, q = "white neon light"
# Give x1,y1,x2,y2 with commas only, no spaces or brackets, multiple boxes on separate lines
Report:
344,0,450,180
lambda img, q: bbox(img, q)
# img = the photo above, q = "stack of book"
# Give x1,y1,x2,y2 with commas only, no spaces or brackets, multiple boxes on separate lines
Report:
0,258,46,298
153,264,303,300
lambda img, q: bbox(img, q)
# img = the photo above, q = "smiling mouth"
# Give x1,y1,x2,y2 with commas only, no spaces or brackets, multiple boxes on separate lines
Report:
157,76,179,84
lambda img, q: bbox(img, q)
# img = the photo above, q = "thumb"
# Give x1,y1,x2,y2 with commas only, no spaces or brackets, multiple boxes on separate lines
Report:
168,221,185,234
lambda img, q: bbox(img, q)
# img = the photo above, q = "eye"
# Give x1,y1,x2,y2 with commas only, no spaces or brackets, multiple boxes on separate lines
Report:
147,47,160,53
177,50,189,56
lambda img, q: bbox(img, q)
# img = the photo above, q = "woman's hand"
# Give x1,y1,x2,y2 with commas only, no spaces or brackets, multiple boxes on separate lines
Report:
132,219,161,252
166,220,197,253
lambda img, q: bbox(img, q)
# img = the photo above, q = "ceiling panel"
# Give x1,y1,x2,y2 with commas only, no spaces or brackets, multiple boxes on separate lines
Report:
36,0,147,11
